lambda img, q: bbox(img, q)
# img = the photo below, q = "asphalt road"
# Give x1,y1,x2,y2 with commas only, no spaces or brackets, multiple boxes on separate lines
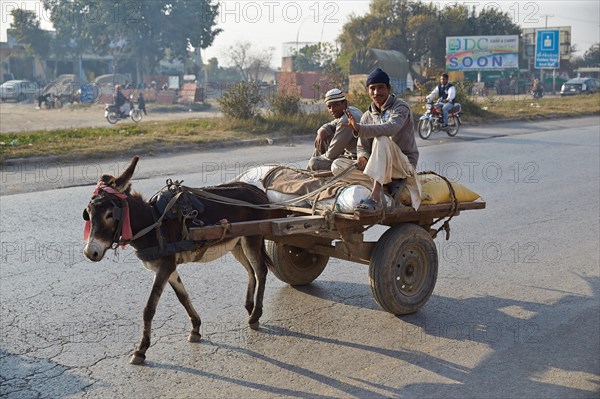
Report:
1,116,599,398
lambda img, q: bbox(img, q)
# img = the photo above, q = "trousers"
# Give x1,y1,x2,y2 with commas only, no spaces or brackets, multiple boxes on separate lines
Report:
332,136,421,209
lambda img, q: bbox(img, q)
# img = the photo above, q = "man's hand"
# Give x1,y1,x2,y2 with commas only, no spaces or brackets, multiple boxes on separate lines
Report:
357,156,368,171
343,109,359,133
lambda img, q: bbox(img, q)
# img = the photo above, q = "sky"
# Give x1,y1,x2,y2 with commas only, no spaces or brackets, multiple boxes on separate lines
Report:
1,0,599,67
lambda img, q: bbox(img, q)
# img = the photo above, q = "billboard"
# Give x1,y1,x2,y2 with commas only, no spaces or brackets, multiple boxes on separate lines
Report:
535,30,560,69
446,35,519,71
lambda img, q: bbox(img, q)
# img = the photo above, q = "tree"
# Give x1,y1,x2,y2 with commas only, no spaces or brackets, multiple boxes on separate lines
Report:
337,0,521,70
226,42,274,82
290,43,346,89
9,9,50,59
44,1,92,80
292,43,338,72
580,43,600,67
43,0,222,80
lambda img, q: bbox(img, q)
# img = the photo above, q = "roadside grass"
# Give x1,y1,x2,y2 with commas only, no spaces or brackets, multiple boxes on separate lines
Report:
409,93,600,124
464,92,600,122
0,112,331,160
147,102,212,113
1,94,598,162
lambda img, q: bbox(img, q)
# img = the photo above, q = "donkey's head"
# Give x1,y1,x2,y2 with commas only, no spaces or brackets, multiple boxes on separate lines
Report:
83,156,139,261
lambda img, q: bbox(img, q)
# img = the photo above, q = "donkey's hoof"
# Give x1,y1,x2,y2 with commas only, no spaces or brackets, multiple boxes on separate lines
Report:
129,353,146,365
248,321,260,330
188,332,202,343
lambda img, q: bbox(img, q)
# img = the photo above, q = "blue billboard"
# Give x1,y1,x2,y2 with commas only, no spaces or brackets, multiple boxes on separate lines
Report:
535,30,560,69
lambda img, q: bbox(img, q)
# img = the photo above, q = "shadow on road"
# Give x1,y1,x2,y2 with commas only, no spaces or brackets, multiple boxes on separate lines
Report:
0,349,94,398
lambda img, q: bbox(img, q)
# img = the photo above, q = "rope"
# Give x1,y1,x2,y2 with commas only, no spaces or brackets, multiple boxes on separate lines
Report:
183,163,358,212
121,164,360,246
119,191,183,245
420,171,459,240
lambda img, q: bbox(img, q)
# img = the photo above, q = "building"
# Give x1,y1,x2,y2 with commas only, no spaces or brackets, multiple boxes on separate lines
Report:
277,41,335,100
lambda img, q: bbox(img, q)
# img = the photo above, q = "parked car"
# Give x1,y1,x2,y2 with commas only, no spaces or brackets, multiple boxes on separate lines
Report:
560,77,600,96
0,80,41,102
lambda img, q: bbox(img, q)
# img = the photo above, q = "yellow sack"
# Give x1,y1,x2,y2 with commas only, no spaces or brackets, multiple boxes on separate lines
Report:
398,173,480,205
420,173,480,204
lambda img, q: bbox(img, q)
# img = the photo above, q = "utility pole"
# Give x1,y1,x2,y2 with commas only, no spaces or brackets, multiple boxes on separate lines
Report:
540,14,554,29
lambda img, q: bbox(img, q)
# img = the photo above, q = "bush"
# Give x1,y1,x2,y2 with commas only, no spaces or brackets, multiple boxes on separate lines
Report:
217,81,264,120
267,91,301,116
454,81,488,118
346,88,372,112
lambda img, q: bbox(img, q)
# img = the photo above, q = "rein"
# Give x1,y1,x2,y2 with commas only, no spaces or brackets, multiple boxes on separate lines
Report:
85,165,358,259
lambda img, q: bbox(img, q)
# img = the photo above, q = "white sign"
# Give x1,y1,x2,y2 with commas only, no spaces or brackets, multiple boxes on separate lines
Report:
446,35,519,71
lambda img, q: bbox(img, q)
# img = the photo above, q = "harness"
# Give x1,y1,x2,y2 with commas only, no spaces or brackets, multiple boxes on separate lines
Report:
84,183,133,247
85,164,359,261
85,180,272,262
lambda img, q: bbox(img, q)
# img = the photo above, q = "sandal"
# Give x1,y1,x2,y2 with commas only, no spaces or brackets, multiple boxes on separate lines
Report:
354,197,383,216
386,179,406,201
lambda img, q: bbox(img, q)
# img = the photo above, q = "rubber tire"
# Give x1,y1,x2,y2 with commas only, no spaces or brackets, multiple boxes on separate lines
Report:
446,115,460,137
418,120,432,140
106,111,119,124
130,109,143,123
369,223,438,315
265,240,329,286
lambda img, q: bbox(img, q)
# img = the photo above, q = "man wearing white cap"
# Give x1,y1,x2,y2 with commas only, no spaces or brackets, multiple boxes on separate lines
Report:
306,88,363,171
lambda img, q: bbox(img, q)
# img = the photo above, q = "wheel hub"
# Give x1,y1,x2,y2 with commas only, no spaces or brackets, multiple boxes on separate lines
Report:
395,249,426,296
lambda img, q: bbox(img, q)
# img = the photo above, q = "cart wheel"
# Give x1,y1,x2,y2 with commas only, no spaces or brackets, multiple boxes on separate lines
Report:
265,240,329,286
369,223,438,315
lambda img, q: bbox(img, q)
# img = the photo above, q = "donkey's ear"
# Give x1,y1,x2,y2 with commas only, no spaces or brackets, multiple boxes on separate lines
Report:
114,156,139,192
99,174,114,185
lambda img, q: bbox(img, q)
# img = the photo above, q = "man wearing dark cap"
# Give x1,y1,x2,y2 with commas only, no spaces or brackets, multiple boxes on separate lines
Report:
336,67,421,214
307,88,363,171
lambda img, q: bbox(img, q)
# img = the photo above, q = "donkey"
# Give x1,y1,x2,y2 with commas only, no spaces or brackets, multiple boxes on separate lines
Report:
82,156,280,365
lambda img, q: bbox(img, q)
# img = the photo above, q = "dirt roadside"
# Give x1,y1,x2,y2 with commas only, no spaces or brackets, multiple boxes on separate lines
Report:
0,102,222,134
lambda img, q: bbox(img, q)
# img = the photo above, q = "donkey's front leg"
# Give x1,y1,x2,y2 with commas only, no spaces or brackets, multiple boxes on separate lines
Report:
168,271,202,343
130,267,172,365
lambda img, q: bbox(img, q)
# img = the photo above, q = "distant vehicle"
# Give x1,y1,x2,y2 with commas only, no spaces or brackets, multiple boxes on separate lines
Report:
93,73,131,87
417,100,463,140
560,77,600,96
42,74,87,106
0,80,41,102
104,95,143,124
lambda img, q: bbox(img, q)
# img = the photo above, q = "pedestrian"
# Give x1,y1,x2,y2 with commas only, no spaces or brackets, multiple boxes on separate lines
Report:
138,92,147,115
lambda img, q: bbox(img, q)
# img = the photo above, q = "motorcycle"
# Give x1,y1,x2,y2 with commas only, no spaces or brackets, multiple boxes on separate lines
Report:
417,101,462,140
104,97,143,124
530,87,544,99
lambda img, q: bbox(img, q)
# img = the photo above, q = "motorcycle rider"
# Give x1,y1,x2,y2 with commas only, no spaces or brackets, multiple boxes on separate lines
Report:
113,84,130,117
426,73,456,127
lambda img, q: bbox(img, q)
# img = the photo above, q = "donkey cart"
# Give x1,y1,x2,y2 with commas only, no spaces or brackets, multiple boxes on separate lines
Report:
189,200,486,315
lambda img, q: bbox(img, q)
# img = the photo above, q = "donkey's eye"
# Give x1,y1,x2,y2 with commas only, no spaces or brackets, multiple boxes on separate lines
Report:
106,212,113,220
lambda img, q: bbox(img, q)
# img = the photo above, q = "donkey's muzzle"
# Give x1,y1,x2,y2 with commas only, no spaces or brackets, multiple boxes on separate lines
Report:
83,241,107,262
